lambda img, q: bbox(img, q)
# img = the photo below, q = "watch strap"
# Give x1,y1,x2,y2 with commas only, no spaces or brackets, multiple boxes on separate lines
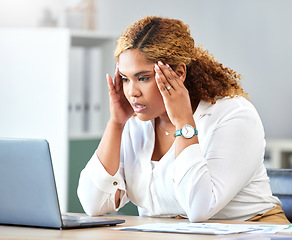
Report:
174,125,198,138
174,129,183,137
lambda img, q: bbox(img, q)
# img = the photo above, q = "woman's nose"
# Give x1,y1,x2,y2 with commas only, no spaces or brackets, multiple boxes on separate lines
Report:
127,82,141,98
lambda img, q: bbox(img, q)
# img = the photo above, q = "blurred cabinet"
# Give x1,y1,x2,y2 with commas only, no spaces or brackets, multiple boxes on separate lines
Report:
265,139,292,169
69,30,117,139
0,28,116,212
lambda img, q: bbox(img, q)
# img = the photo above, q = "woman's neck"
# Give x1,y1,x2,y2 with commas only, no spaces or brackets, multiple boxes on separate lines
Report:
155,117,175,136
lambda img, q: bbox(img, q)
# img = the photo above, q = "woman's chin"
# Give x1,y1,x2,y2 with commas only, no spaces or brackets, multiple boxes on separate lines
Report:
134,113,152,122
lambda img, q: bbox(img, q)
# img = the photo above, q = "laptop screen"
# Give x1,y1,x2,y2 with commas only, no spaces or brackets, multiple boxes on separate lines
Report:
0,138,63,228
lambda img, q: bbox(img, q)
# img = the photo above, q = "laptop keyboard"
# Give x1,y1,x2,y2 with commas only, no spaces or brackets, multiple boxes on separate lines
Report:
62,214,102,222
62,214,119,224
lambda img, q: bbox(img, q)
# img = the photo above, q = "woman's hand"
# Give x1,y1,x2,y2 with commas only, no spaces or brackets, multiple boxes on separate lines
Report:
97,66,132,177
154,61,194,127
106,66,134,126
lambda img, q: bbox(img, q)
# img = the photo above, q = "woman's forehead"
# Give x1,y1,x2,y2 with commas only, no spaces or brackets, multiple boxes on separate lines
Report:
118,50,155,74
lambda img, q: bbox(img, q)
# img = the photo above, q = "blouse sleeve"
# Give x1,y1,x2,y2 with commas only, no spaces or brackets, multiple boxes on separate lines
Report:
172,102,266,222
77,151,128,216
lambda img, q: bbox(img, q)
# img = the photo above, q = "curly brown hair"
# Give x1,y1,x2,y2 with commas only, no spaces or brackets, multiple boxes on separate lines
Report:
115,16,248,105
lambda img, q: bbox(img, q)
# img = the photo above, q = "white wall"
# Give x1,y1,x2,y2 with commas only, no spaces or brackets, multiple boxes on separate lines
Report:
0,0,65,27
1,0,291,139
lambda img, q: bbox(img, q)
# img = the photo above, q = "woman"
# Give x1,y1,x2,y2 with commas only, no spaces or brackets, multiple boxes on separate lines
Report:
78,16,289,223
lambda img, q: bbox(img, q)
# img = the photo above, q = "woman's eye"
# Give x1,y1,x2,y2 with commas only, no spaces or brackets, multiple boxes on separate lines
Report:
121,77,129,83
138,77,150,81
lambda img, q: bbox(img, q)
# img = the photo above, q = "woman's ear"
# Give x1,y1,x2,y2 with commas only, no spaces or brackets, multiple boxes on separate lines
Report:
175,63,187,82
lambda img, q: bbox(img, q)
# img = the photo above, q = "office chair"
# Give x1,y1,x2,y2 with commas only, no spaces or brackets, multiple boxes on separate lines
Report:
267,168,292,222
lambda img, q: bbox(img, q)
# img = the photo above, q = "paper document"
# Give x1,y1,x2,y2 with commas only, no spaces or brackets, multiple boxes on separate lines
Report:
115,223,292,235
220,233,292,240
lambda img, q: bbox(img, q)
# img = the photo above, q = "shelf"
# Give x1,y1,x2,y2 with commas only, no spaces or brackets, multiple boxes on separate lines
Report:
70,30,118,47
70,30,118,38
69,133,103,140
68,30,117,140
265,139,292,169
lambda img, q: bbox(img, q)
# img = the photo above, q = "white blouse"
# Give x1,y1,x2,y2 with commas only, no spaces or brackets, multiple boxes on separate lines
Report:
77,97,280,222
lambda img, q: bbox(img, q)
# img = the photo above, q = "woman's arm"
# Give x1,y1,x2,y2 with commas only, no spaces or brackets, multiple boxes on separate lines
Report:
78,69,133,214
96,121,124,176
154,62,199,157
173,102,266,222
97,70,133,175
77,150,128,216
96,121,124,208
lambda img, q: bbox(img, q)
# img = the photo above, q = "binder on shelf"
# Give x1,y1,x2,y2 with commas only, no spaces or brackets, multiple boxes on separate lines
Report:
68,47,84,137
69,46,106,139
89,47,103,136
82,48,90,134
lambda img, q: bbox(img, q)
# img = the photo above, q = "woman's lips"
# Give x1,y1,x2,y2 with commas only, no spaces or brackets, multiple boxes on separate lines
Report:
132,102,146,113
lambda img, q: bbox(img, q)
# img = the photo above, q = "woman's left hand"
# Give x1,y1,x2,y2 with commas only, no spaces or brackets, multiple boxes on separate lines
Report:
154,61,194,127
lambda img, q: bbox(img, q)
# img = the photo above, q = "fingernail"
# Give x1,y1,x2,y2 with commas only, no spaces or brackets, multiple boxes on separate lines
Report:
154,64,160,70
158,61,164,66
166,64,170,68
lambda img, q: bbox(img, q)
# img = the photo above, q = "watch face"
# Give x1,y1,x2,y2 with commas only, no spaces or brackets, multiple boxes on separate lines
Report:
182,125,195,138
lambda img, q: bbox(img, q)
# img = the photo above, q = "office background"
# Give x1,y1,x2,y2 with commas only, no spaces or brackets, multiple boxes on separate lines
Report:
1,0,292,214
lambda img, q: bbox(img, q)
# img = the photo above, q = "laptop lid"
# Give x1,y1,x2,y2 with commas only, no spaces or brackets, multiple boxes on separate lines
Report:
0,138,63,228
0,138,124,229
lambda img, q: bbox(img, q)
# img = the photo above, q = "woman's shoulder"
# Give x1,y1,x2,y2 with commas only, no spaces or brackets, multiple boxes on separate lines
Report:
216,96,252,107
212,96,261,122
212,96,257,113
196,96,260,121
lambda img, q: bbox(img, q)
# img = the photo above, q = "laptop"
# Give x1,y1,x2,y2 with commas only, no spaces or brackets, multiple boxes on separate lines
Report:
0,138,125,229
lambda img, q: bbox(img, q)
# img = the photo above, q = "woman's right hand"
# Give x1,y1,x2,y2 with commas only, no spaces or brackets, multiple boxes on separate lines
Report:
106,66,134,126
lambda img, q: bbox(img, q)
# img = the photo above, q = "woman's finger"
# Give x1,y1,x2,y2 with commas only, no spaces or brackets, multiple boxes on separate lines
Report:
154,64,171,88
155,64,171,95
165,63,184,88
156,64,172,89
157,61,181,89
114,65,122,92
106,73,115,92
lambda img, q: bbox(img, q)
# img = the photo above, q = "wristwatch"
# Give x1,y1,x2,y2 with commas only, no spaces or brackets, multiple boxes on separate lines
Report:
174,124,198,139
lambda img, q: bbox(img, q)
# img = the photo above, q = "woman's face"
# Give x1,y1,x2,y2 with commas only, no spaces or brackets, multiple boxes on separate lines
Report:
118,49,166,121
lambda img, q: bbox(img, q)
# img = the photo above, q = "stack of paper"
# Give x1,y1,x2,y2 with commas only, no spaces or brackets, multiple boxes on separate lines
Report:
115,222,292,235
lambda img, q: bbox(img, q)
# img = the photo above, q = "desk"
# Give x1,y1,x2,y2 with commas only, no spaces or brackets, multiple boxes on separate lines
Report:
0,215,291,240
